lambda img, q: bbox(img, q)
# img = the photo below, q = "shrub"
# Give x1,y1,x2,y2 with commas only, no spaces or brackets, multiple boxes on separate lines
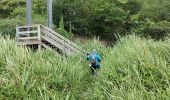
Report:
57,16,73,39
0,18,25,37
143,21,170,40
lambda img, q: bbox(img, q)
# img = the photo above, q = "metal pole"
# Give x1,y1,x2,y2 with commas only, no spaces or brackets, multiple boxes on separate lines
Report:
47,0,53,29
26,0,32,25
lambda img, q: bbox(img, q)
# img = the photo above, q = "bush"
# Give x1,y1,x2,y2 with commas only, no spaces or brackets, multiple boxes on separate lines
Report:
56,16,73,39
0,0,25,18
89,4,126,40
0,18,25,37
0,15,46,38
143,21,170,40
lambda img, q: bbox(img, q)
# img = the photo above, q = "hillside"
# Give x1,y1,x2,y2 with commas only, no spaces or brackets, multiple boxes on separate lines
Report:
1,0,170,99
0,35,170,99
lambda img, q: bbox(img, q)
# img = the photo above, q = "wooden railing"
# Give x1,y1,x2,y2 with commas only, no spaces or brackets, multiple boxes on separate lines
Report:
16,24,87,55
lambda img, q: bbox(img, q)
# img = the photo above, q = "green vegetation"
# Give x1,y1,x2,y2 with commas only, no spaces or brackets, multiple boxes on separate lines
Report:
53,0,170,40
1,0,170,99
0,35,170,99
1,0,170,40
0,0,46,37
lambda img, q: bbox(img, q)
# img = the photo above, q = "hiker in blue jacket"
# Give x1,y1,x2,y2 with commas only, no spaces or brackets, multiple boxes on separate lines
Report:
86,49,101,76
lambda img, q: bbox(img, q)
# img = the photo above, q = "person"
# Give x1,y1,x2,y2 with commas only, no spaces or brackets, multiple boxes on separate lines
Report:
86,49,101,76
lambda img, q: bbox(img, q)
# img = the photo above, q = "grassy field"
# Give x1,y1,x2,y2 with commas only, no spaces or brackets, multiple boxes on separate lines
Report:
0,35,170,100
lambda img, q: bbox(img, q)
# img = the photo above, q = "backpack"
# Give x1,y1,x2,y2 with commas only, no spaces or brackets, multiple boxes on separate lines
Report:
91,55,96,65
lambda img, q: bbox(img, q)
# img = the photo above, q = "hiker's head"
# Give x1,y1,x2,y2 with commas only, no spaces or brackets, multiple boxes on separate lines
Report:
92,49,97,53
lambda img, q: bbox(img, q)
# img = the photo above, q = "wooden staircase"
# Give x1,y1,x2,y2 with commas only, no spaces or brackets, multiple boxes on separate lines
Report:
16,24,87,55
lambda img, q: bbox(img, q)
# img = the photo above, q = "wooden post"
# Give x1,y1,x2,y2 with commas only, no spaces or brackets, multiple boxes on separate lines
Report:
63,39,65,54
16,27,19,42
38,25,41,51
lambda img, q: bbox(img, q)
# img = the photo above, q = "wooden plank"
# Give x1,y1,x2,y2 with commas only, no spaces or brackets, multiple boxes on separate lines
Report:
41,25,69,41
42,35,74,54
41,28,60,39
18,36,39,40
16,41,41,45
41,36,64,50
41,43,72,54
46,33,77,52
18,31,38,34
41,43,52,49
40,25,72,43
41,29,63,45
16,25,39,29
40,25,84,52
41,28,79,52
41,29,76,50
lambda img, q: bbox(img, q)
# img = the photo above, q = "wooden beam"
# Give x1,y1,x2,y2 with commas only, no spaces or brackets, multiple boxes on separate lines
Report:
18,31,38,34
16,27,19,42
16,25,39,29
38,25,41,51
17,36,39,40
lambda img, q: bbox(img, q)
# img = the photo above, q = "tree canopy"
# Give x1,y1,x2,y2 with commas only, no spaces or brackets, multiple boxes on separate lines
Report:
0,0,170,41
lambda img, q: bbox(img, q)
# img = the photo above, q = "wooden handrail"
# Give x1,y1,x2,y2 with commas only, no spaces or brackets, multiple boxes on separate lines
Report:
16,24,88,54
16,25,39,29
40,24,87,53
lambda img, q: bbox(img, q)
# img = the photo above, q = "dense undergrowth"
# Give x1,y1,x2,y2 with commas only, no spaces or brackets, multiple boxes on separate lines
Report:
0,35,170,99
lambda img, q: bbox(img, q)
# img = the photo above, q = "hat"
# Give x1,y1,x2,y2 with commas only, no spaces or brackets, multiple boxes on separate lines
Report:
92,49,97,53
92,49,96,52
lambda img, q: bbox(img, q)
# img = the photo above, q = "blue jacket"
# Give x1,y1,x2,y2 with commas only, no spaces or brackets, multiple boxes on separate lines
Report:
87,51,101,66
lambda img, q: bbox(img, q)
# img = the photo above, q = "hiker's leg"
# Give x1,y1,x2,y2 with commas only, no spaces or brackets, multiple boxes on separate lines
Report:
93,66,98,76
94,65,100,76
90,66,95,75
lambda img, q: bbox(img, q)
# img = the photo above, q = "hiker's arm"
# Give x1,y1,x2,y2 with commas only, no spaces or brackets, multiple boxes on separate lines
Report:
86,55,90,61
97,55,101,62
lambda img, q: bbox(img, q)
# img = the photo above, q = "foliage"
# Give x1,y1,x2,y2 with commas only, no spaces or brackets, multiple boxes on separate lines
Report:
57,16,72,39
0,15,46,38
0,0,170,40
0,35,170,99
0,0,47,38
142,21,170,40
32,0,46,14
0,0,25,18
89,2,126,40
0,0,46,18
0,18,25,37
139,3,170,22
52,0,170,40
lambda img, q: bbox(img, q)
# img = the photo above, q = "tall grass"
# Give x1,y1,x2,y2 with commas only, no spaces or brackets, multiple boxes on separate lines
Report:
0,35,170,99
